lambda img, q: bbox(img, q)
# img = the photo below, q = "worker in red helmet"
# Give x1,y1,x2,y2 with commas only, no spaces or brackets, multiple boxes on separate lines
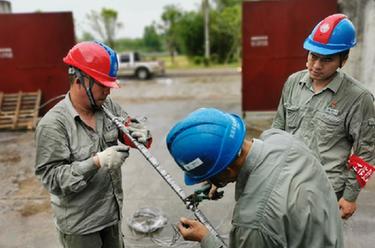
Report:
35,41,152,248
273,14,375,220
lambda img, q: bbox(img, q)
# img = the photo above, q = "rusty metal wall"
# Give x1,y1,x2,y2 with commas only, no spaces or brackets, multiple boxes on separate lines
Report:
242,0,337,111
0,12,75,114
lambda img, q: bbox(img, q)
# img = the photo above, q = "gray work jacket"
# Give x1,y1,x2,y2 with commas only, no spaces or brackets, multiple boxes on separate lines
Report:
272,69,375,201
201,129,343,248
35,94,127,235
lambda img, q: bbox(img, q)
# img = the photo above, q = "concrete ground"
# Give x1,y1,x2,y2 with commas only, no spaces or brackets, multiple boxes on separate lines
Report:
0,68,374,247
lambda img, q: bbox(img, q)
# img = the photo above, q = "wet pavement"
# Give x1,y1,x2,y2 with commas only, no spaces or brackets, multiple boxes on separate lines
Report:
0,68,374,247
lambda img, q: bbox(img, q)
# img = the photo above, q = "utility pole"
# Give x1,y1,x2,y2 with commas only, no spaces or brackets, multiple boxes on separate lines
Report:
203,0,210,66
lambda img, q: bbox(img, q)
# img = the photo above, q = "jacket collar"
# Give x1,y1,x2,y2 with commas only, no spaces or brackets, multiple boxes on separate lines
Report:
235,138,263,201
64,92,80,119
299,70,344,93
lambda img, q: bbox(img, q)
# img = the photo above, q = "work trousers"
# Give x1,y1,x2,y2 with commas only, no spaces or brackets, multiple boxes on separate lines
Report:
58,224,124,248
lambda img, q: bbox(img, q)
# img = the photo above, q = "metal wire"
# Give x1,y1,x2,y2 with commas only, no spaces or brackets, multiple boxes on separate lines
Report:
38,94,65,110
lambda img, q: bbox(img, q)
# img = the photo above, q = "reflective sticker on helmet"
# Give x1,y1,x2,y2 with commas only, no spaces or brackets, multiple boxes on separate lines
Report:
183,158,203,171
94,41,118,77
313,14,346,44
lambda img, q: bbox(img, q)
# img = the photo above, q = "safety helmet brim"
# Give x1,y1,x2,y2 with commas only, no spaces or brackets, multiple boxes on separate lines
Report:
303,38,351,55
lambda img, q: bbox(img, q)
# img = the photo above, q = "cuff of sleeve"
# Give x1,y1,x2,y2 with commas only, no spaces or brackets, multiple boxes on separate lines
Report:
343,186,360,202
75,157,98,179
201,233,223,248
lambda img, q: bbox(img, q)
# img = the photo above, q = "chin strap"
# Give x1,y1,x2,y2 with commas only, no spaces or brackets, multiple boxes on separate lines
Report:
69,67,99,111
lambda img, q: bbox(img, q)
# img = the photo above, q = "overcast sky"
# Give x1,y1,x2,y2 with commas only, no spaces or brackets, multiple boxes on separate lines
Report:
8,0,202,38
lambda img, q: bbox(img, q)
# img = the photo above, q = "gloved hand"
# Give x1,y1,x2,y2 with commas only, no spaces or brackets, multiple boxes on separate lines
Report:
127,118,152,145
95,145,129,169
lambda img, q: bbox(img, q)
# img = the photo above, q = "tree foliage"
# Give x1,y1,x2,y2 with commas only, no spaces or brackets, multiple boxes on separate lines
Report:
169,1,241,64
213,0,242,10
210,5,241,63
143,23,163,52
86,8,122,48
83,2,242,64
160,4,183,63
174,11,204,56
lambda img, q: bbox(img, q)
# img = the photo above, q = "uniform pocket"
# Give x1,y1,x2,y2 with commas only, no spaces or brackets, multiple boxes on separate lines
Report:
316,112,343,141
285,105,300,131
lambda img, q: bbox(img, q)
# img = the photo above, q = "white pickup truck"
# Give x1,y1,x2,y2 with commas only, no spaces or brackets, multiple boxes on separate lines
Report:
117,52,165,80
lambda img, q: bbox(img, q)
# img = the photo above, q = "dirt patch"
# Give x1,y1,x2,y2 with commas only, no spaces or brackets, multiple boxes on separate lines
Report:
0,154,21,164
15,177,48,198
14,177,51,216
18,200,51,217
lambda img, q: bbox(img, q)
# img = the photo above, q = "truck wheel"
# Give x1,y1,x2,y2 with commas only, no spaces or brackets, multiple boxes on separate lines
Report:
136,68,150,80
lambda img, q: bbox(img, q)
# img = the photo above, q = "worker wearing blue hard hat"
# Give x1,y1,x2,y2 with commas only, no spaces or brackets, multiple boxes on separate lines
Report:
167,108,343,248
273,14,375,220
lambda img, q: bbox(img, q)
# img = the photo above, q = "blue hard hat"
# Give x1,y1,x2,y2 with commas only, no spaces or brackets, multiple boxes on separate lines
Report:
166,108,246,185
303,14,356,55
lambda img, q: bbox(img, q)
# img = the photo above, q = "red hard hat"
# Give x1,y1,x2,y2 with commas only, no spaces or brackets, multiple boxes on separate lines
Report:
63,41,119,88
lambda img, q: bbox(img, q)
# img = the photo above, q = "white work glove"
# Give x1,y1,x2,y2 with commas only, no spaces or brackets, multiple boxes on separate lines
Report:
128,118,151,145
95,145,129,169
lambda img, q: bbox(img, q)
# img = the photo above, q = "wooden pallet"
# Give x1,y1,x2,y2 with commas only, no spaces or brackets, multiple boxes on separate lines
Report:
0,90,42,130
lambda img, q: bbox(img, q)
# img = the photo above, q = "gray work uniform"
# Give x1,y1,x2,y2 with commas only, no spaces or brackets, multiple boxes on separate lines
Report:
272,69,375,201
35,94,127,237
201,129,343,248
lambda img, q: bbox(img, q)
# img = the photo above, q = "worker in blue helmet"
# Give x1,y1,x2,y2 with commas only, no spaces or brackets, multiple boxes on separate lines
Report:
273,14,375,220
167,108,343,248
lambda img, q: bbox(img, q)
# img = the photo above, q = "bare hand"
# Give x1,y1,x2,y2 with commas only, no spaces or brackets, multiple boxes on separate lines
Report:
338,197,357,219
177,217,209,242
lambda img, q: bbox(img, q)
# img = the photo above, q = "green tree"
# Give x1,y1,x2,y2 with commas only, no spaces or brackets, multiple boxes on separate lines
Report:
210,5,241,63
175,11,204,57
143,23,163,52
86,8,122,48
160,4,183,64
213,0,241,10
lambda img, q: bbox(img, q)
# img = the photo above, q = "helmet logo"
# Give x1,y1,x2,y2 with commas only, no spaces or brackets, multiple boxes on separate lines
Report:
319,23,330,33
